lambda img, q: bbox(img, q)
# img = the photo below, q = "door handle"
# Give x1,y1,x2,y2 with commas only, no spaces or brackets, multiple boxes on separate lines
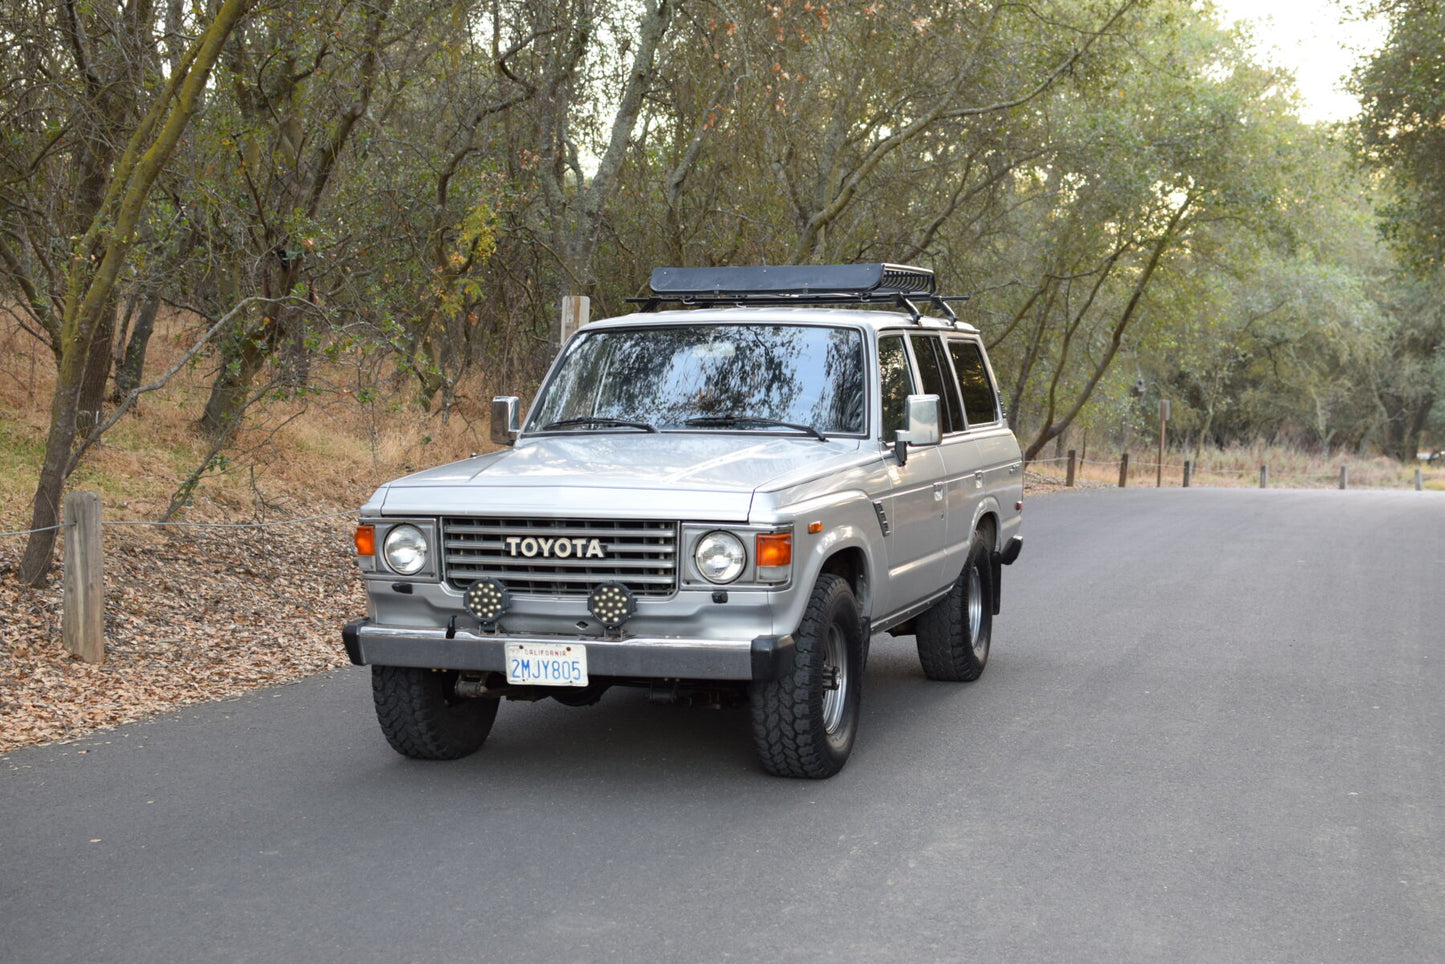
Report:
932,481,945,502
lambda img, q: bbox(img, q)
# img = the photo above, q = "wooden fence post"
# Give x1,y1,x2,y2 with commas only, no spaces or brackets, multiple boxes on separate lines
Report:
559,295,590,346
1156,399,1169,488
1260,464,1269,488
1118,452,1129,488
1339,466,1349,490
62,491,104,664
1183,460,1192,488
1416,468,1423,491
1066,450,1077,487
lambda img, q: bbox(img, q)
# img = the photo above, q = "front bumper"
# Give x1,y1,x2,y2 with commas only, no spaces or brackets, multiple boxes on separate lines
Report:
342,619,795,682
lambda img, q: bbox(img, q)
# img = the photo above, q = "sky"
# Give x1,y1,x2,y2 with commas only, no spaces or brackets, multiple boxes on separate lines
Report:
1209,0,1389,122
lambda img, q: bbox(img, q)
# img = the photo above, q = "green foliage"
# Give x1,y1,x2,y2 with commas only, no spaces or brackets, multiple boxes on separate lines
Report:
1353,0,1445,272
2,0,1438,511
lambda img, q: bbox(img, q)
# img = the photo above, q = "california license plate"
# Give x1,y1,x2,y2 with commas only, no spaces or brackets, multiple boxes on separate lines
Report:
504,642,588,687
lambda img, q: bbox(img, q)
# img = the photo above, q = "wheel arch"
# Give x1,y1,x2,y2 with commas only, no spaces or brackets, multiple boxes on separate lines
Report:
818,545,870,620
972,509,1004,616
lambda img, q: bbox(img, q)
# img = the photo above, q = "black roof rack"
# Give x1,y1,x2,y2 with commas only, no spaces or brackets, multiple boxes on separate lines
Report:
629,263,967,322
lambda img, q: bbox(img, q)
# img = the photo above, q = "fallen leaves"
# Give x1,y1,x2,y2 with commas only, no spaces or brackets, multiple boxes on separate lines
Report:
0,512,360,754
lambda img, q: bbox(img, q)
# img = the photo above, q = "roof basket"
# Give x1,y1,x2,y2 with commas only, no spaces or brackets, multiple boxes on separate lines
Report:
631,263,964,322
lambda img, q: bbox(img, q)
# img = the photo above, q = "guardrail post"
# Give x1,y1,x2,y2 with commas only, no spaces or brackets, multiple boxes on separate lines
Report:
1339,466,1349,490
1066,450,1077,487
1260,464,1268,488
62,491,104,664
1118,452,1129,488
1183,460,1192,488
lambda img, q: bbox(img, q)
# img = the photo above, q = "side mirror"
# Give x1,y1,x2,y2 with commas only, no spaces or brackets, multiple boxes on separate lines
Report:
490,396,521,446
893,394,941,465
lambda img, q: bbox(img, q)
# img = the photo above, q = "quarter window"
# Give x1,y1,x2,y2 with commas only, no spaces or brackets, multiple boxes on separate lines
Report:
947,339,1000,426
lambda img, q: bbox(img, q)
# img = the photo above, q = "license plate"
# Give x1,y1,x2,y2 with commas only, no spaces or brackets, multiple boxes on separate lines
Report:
504,642,588,687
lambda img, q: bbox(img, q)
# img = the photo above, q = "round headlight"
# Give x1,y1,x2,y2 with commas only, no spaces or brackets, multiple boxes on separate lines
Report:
695,530,746,584
383,524,428,575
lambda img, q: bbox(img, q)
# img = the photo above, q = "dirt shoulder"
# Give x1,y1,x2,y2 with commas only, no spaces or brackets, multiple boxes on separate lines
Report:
0,513,361,755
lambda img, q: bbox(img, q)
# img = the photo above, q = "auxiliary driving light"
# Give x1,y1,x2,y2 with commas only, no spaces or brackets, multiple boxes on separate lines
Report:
588,581,636,632
463,577,510,628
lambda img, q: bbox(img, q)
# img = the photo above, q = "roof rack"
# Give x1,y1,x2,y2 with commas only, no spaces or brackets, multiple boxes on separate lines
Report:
628,263,968,323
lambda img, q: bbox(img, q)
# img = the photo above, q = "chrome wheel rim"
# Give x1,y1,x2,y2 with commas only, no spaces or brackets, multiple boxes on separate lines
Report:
821,623,848,734
967,565,985,658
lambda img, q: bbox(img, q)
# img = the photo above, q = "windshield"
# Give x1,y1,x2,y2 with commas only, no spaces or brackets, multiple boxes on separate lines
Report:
528,324,866,436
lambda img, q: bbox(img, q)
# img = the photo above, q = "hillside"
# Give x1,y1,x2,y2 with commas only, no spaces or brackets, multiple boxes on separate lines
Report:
0,312,503,753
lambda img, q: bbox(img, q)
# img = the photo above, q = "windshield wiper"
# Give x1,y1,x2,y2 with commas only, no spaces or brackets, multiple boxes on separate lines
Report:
541,417,658,433
683,415,827,442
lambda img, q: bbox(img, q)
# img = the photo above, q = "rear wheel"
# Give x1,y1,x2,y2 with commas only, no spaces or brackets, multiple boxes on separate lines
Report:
916,531,993,682
749,574,864,779
371,666,499,760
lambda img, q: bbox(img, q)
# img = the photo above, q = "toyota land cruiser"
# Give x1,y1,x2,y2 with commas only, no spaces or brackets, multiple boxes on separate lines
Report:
343,263,1023,778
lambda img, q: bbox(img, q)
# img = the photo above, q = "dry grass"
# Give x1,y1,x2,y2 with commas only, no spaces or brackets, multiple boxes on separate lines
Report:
0,310,502,533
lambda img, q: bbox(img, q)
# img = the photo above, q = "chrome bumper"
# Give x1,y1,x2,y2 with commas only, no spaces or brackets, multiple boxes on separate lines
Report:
342,619,794,681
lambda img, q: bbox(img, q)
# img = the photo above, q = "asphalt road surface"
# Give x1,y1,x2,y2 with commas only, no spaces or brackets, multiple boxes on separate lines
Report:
3,488,1442,963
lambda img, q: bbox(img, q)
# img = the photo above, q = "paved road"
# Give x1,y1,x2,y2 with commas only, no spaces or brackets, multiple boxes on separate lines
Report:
3,489,1442,962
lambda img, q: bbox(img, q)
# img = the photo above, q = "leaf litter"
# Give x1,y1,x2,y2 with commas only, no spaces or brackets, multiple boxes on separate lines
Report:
1,513,360,755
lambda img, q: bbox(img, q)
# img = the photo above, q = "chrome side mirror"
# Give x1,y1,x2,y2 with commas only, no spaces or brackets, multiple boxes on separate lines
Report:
893,394,940,465
490,396,521,446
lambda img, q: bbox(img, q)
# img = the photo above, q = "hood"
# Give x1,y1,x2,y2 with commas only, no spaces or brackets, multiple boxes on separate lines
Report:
374,433,866,521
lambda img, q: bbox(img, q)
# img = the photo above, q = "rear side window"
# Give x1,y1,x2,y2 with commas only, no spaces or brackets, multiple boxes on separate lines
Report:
947,339,1000,426
910,334,964,434
878,335,914,442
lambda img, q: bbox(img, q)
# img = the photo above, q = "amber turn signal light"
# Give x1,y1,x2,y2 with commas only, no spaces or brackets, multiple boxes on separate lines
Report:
354,524,376,556
755,533,792,568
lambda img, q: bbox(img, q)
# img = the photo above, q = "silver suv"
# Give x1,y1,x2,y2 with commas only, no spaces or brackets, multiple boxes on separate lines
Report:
343,264,1023,778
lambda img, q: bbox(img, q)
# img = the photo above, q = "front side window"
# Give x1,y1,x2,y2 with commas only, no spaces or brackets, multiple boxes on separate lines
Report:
528,324,866,436
878,335,914,443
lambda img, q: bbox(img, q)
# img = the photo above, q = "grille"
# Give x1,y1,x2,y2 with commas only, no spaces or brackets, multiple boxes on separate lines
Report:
442,517,678,597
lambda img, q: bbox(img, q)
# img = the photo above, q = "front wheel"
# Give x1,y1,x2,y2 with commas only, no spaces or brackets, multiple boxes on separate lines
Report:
915,531,993,682
371,666,499,760
749,574,864,779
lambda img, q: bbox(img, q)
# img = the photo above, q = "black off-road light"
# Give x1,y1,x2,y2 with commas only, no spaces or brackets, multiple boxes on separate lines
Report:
588,581,635,632
464,577,510,629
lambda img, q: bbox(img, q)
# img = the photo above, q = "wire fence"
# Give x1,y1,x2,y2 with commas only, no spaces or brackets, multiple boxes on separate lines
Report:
1028,450,1437,490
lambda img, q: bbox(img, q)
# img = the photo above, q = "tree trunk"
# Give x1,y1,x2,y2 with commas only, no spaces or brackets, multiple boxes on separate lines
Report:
75,298,118,435
15,0,255,585
17,350,87,585
197,320,275,439
113,291,161,402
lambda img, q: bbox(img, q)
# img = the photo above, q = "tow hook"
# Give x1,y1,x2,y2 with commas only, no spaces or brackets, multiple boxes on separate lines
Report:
454,672,492,698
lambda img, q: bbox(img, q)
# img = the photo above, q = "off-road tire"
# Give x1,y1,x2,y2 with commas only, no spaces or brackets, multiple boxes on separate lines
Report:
915,531,993,682
371,665,499,760
749,574,864,779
